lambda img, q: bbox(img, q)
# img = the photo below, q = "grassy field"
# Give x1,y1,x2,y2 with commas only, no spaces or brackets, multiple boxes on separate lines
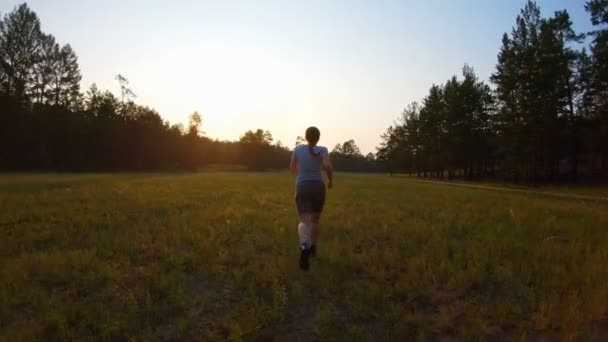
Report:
396,174,608,199
1,173,608,340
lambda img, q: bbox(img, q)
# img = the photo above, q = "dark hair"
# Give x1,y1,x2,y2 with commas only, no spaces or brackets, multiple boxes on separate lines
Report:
305,126,321,159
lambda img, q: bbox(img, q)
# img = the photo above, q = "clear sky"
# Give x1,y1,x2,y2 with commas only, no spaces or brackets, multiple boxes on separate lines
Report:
0,1,594,153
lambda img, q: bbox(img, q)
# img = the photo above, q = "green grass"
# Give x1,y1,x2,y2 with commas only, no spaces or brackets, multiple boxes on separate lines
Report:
397,174,608,198
1,172,607,340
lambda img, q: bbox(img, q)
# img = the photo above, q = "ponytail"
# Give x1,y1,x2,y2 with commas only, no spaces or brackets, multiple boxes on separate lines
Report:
308,144,322,161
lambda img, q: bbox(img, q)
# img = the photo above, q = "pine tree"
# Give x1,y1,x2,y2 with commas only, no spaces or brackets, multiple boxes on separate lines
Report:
586,0,608,174
50,44,81,108
0,3,43,105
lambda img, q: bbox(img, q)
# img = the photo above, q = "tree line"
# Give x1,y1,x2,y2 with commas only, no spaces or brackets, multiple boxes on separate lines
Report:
377,0,608,183
0,3,380,172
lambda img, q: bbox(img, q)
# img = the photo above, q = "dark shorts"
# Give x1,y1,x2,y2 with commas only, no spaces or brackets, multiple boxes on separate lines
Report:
295,181,326,215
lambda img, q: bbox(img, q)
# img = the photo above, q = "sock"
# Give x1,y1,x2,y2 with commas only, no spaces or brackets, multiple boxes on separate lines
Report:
300,242,309,251
297,221,311,248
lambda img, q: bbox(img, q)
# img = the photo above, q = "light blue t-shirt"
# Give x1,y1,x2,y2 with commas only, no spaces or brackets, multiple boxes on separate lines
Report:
293,144,328,183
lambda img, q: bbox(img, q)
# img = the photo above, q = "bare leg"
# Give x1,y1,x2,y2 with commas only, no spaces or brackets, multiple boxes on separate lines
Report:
311,213,321,244
298,214,312,248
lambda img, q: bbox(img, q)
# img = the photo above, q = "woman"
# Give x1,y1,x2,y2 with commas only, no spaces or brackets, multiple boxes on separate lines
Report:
290,126,333,270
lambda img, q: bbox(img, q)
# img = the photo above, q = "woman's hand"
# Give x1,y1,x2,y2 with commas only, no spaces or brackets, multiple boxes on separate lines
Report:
290,152,298,175
322,153,333,189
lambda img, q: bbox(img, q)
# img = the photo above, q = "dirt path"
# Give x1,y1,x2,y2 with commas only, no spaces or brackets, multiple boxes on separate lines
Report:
403,178,608,203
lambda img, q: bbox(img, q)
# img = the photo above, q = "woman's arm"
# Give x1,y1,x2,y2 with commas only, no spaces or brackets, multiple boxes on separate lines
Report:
322,152,333,188
290,151,298,175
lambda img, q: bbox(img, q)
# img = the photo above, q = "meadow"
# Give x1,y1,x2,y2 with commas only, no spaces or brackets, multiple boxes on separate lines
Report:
1,172,607,341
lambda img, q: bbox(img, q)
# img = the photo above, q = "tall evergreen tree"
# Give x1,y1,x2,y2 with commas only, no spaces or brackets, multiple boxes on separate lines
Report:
49,44,81,108
418,84,446,177
490,1,576,182
586,0,608,174
0,3,43,104
31,33,57,104
460,65,494,178
543,11,584,179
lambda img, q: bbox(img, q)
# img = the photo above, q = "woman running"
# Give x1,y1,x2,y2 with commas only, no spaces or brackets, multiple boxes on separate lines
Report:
290,126,333,270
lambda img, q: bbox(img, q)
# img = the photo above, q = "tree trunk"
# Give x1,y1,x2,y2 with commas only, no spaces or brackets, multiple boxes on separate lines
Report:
470,162,474,179
571,128,579,181
602,150,606,174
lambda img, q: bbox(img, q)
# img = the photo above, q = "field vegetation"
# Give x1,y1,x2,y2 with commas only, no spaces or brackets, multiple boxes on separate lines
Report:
1,173,607,340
